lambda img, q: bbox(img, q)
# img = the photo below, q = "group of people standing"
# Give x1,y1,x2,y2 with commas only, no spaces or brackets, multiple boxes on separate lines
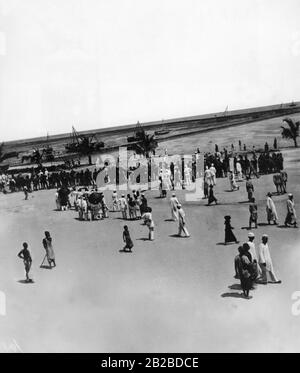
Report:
234,232,281,298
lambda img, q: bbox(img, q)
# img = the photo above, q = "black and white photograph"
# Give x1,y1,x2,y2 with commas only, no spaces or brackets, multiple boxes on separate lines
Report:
0,0,300,356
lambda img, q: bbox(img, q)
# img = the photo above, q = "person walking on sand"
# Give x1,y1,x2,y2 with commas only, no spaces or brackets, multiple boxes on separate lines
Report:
119,194,128,220
142,207,155,241
18,242,33,282
112,190,119,211
235,245,253,298
170,193,180,221
246,176,254,201
247,232,261,278
257,234,281,284
204,166,213,187
229,171,239,191
23,186,29,200
280,170,288,194
224,215,239,244
285,193,297,228
209,164,217,186
121,225,133,252
42,231,56,268
208,185,218,205
266,192,278,225
249,197,258,229
177,204,190,237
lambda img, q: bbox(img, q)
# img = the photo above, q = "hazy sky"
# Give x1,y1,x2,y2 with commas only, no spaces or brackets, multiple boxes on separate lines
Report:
0,0,300,141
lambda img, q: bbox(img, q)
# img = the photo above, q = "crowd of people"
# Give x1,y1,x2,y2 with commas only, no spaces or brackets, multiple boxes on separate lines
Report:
2,138,297,301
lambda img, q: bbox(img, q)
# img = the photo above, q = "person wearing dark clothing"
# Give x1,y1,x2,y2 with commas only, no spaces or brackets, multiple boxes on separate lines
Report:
246,177,254,201
235,244,254,298
18,242,32,282
208,185,218,205
249,198,258,229
224,215,238,244
140,194,148,215
58,186,70,210
122,225,133,252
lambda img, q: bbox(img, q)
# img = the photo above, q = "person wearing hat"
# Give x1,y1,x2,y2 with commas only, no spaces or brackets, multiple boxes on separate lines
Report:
224,216,238,244
177,204,190,237
266,192,278,225
285,193,297,228
257,234,281,284
247,231,262,278
249,197,258,229
119,194,128,220
170,193,180,221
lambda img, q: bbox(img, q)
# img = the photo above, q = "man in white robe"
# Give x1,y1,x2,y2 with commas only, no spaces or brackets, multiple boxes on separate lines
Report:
170,193,180,221
209,164,217,186
177,204,190,237
247,232,262,277
204,166,213,186
119,194,128,220
266,192,278,225
257,234,281,284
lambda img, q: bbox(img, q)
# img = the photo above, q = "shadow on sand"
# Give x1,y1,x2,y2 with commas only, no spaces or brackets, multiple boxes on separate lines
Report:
18,279,34,284
277,224,294,229
40,265,52,270
258,223,273,227
216,242,238,246
228,283,242,290
169,234,183,238
221,292,252,299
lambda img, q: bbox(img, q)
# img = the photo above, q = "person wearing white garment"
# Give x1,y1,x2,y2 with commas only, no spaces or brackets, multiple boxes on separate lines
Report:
257,234,281,284
204,166,213,187
209,164,216,186
177,204,190,237
285,193,298,228
112,190,119,212
184,165,192,186
119,194,128,220
229,171,239,191
247,232,262,278
236,160,243,181
170,193,180,221
266,192,278,225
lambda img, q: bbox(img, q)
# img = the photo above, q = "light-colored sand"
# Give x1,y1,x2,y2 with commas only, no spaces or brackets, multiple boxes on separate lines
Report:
0,121,300,352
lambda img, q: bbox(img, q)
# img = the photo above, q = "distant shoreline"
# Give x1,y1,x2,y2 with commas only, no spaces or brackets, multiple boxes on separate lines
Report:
3,101,300,148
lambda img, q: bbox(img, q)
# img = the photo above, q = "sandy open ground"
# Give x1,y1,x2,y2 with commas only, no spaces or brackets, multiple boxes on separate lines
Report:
0,118,300,353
